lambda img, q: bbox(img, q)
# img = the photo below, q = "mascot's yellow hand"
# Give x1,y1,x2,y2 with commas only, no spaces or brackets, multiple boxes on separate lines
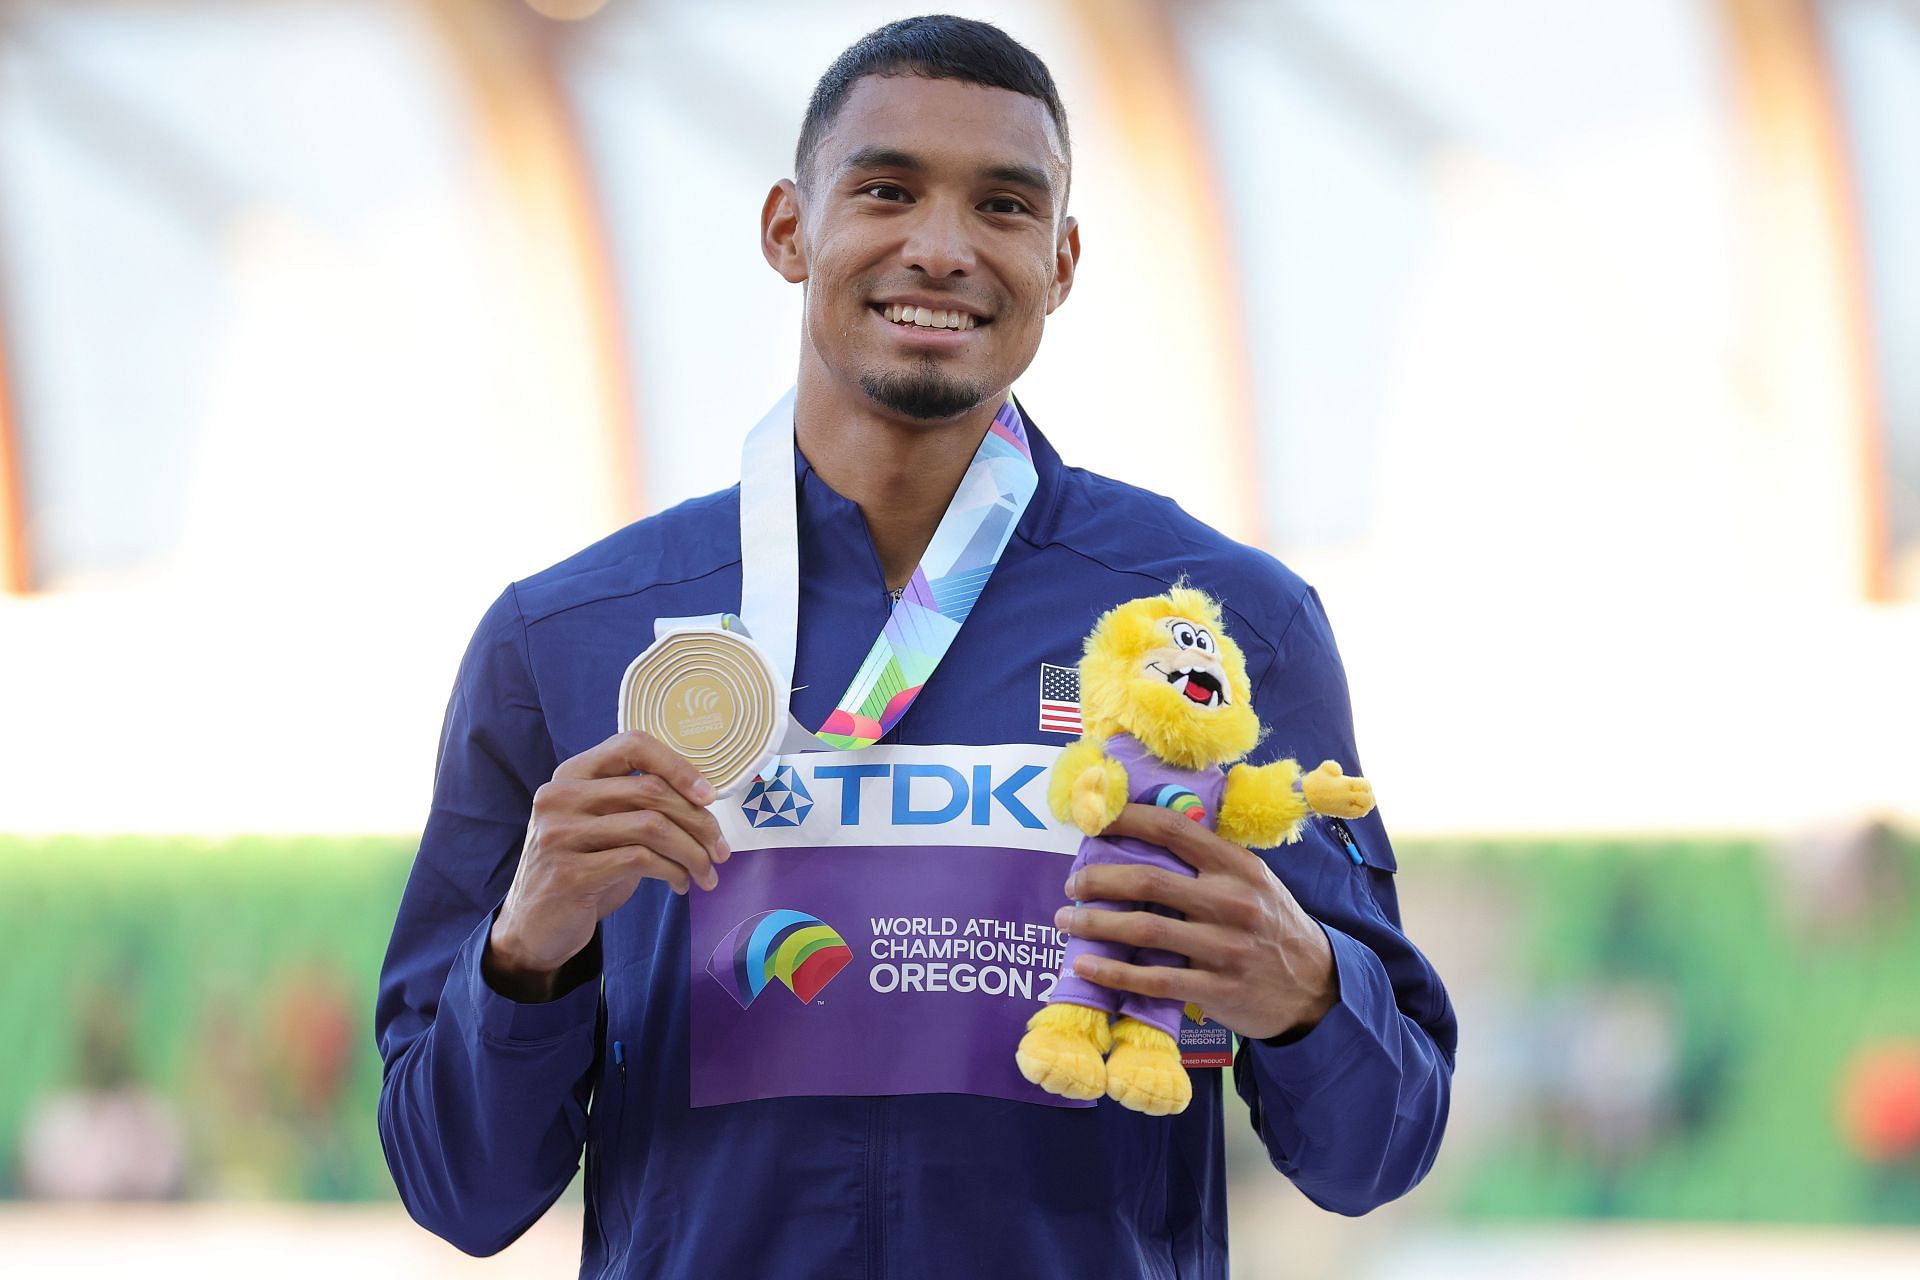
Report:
1071,764,1120,836
1302,760,1375,819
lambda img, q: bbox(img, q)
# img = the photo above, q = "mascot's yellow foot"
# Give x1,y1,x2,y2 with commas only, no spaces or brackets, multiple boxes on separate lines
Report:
1016,1003,1113,1101
1104,1017,1192,1116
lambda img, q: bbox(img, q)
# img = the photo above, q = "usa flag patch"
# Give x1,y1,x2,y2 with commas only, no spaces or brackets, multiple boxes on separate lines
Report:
1038,663,1082,735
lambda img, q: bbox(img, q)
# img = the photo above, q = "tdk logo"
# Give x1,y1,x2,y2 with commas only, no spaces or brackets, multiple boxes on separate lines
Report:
741,765,814,829
742,761,1047,831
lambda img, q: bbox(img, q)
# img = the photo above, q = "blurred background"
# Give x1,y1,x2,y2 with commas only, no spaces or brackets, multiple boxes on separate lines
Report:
0,0,1915,1275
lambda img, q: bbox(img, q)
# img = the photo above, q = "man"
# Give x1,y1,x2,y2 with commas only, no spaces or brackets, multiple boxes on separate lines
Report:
376,15,1454,1279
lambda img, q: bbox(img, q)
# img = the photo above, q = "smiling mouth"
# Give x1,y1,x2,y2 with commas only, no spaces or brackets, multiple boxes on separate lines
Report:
1164,666,1226,708
875,303,982,331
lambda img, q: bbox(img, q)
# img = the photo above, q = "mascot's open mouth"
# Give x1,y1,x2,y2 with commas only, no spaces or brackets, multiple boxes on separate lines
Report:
1166,667,1225,708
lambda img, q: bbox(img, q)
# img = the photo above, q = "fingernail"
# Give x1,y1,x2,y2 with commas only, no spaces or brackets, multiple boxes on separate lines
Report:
694,780,716,804
1063,873,1079,897
1054,906,1076,932
714,840,731,864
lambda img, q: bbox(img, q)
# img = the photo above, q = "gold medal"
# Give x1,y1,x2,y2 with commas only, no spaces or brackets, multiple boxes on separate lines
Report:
617,626,780,796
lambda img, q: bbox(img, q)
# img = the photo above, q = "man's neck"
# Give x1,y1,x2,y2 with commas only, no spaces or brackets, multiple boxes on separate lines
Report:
793,371,1007,592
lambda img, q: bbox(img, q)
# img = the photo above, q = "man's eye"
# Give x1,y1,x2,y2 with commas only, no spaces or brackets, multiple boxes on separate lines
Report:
862,183,910,202
981,197,1027,215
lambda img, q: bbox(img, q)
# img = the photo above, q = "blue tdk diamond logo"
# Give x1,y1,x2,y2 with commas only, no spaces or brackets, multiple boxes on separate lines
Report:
741,765,813,829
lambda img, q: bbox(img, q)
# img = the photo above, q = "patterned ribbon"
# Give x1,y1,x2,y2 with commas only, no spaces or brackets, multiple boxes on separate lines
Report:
815,400,1038,749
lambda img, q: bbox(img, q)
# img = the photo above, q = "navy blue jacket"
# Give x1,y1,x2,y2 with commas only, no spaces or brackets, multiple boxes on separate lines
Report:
375,412,1456,1278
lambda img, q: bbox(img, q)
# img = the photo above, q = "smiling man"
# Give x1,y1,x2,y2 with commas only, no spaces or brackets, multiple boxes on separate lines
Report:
376,15,1455,1279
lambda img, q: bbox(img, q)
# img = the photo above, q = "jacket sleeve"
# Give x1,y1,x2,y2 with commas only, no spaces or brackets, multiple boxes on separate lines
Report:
374,585,601,1256
1231,586,1458,1215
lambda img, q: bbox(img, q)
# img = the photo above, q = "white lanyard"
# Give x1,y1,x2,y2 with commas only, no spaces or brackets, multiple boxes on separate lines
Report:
735,388,814,752
664,387,1032,766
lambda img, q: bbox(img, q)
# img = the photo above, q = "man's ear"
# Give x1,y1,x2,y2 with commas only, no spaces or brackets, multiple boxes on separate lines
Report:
1045,215,1080,315
762,179,808,284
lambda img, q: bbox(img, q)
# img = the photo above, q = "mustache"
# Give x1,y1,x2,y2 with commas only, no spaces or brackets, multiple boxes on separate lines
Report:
863,281,994,312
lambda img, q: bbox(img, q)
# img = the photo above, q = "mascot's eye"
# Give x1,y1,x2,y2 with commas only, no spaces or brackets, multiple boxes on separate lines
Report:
1194,628,1216,654
1171,622,1198,649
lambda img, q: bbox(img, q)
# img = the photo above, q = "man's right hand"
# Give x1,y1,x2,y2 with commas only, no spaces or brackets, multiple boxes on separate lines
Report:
484,730,728,1002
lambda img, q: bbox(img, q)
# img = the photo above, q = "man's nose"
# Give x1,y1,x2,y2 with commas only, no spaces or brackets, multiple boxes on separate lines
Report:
899,199,977,277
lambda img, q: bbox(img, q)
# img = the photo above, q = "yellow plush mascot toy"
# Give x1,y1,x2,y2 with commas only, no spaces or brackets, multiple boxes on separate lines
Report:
1015,586,1376,1115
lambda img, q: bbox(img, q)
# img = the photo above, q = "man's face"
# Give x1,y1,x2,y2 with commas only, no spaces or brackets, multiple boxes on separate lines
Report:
774,74,1078,422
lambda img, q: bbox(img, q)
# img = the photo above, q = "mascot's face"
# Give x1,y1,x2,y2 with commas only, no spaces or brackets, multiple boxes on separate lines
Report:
1141,616,1231,710
1078,588,1261,771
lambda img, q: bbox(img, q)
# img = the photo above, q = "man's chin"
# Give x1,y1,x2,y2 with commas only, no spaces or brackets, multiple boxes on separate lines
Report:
859,366,991,422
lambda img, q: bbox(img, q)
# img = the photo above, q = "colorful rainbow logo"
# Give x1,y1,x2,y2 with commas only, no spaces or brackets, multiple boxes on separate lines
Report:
1153,784,1208,823
707,909,854,1009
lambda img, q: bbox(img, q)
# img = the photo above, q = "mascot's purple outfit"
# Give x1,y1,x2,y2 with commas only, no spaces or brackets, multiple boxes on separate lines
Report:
1047,732,1226,1037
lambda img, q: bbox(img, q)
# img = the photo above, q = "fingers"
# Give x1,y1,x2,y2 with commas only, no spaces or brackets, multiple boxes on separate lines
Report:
1102,803,1254,876
1067,862,1276,938
588,844,697,896
533,738,729,894
578,809,722,891
1067,860,1209,916
1053,904,1234,969
1068,953,1215,1005
554,730,717,805
574,774,727,859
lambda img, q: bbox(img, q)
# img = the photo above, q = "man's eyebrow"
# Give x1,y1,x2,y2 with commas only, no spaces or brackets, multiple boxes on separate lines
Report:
834,146,1056,201
982,163,1054,198
836,146,924,177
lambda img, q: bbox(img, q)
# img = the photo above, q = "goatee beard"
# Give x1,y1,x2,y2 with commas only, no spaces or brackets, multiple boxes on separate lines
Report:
860,363,988,421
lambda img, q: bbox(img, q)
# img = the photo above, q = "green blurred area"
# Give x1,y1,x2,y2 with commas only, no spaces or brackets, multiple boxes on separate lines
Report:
1438,832,1920,1225
2,833,1917,1219
0,838,414,1201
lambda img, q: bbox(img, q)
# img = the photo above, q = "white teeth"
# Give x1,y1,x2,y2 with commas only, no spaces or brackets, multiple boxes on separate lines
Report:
881,305,977,330
1165,665,1227,708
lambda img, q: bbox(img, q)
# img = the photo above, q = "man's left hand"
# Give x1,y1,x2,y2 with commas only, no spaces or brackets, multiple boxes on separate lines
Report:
1059,804,1339,1042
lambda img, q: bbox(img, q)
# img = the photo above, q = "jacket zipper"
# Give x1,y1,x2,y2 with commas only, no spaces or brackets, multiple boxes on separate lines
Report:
588,1015,625,1275
866,1099,887,1277
1326,816,1365,866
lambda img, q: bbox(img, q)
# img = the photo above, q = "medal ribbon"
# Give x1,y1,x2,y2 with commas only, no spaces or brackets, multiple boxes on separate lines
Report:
735,392,1038,757
814,399,1037,748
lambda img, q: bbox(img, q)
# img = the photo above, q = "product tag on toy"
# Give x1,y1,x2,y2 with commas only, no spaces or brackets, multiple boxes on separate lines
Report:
1178,1007,1233,1069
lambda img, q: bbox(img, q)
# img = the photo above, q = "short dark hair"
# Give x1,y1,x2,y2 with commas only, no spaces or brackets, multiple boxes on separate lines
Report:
795,15,1070,188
